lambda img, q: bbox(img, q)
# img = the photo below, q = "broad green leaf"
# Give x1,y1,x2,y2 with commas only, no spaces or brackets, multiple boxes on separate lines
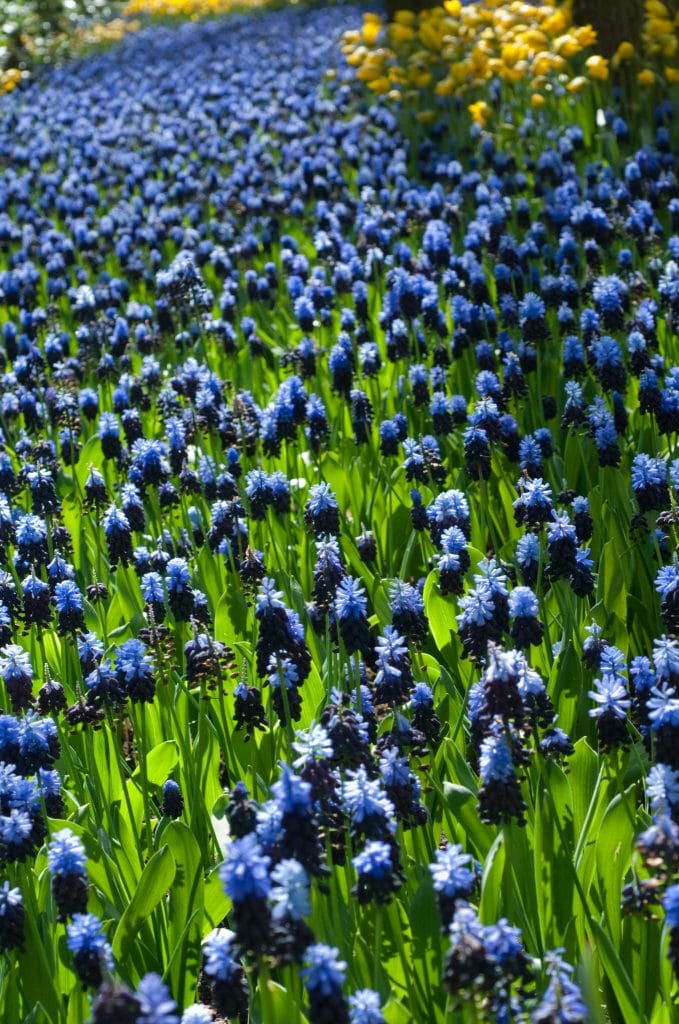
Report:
132,739,179,787
112,844,176,965
164,822,204,1006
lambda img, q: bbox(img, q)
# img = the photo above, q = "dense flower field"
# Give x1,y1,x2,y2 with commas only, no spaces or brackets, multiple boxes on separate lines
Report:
0,3,678,1022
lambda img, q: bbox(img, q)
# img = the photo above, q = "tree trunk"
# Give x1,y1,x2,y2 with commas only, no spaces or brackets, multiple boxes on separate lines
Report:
573,0,678,57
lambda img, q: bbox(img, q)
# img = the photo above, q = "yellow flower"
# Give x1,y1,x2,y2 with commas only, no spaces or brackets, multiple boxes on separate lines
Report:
646,0,671,17
574,24,598,48
530,92,546,107
388,23,415,44
419,21,443,51
443,0,461,14
416,109,436,123
585,54,609,80
532,51,564,75
394,10,416,25
541,8,567,34
468,99,491,126
0,68,22,94
435,75,457,96
346,46,367,68
367,76,391,94
637,68,656,85
410,69,433,88
554,34,583,58
501,42,528,67
362,14,382,46
611,40,635,67
566,75,589,93
665,66,679,82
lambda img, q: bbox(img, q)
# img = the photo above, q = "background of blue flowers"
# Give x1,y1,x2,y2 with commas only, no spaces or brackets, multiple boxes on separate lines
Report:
0,3,677,1022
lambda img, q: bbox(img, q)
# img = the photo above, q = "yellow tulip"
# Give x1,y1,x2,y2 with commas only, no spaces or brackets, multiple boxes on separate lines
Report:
585,54,609,80
388,24,415,43
419,22,443,51
574,24,598,48
637,68,656,85
367,76,391,94
444,0,461,14
646,0,671,17
554,34,583,58
394,10,416,26
346,47,367,68
0,68,22,95
468,99,491,125
530,92,546,107
363,14,382,45
356,59,385,82
611,40,635,66
665,66,679,82
501,42,526,67
541,8,567,34
566,75,589,93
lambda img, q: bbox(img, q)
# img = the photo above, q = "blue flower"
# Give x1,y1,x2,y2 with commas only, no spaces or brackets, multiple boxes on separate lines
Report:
646,764,679,816
342,766,395,831
0,646,32,688
270,858,310,921
653,636,679,682
647,686,679,729
53,580,83,614
588,675,631,720
429,843,479,898
348,989,384,1024
664,885,679,930
479,728,515,784
352,840,394,880
0,880,22,917
271,764,311,815
47,829,86,877
334,577,367,621
141,572,165,605
220,834,271,902
293,724,333,767
166,558,190,592
66,912,113,965
509,586,539,619
409,682,434,710
202,929,242,980
302,944,346,996
136,972,179,1024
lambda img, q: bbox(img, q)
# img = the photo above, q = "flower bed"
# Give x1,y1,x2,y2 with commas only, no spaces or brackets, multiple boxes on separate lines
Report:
0,3,677,1022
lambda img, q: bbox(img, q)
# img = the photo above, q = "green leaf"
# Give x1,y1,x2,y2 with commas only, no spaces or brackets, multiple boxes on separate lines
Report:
132,739,179,788
112,845,176,966
597,538,628,654
479,831,505,923
204,866,230,929
595,792,635,948
423,572,454,654
591,919,643,1023
163,822,204,1006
